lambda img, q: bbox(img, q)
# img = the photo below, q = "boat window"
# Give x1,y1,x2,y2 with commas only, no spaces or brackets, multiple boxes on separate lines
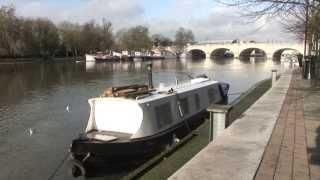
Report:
179,97,190,115
155,102,173,128
194,94,200,110
208,88,215,102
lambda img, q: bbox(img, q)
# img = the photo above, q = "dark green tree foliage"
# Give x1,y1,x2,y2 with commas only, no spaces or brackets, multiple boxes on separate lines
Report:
32,18,60,57
151,34,173,47
99,18,114,51
79,19,115,54
59,21,82,57
81,21,100,54
20,19,38,57
117,25,152,51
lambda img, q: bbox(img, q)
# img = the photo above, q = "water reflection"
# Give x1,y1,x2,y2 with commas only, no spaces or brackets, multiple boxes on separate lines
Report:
0,58,287,180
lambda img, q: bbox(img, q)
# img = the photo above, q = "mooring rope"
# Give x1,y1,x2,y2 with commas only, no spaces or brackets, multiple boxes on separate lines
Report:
47,152,70,180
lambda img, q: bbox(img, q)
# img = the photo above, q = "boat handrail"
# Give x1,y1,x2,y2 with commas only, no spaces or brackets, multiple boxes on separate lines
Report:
135,94,153,100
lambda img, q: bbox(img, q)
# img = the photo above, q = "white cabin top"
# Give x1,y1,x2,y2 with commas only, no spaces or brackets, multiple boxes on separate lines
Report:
85,77,222,137
137,78,218,103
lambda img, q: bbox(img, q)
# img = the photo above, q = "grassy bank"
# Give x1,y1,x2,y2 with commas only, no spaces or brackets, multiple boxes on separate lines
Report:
130,78,272,180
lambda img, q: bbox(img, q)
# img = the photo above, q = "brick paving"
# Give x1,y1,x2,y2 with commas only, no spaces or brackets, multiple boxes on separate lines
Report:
255,70,311,180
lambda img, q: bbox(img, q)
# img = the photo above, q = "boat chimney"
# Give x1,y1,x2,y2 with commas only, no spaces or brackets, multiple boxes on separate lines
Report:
146,63,153,89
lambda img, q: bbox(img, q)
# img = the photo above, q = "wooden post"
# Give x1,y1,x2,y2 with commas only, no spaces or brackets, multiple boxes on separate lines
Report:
207,105,232,142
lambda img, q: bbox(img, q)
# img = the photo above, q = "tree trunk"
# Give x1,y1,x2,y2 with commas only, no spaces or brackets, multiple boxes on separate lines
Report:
74,48,78,61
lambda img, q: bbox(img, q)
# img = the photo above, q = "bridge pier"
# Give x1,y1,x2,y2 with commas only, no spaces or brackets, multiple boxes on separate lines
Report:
205,52,211,59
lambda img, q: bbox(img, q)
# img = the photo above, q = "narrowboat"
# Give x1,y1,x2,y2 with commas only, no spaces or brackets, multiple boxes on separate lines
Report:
85,52,120,62
69,65,229,177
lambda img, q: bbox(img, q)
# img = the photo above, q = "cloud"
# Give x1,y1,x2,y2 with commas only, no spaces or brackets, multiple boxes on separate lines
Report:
148,4,293,42
0,0,296,42
12,0,144,28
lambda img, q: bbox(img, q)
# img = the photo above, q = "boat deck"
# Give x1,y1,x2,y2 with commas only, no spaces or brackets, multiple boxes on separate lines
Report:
86,130,132,141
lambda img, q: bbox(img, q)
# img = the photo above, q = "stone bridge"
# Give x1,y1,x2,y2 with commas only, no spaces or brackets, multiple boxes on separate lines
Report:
186,42,304,60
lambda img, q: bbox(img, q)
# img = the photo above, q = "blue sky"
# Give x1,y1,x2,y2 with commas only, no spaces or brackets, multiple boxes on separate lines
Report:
0,0,294,41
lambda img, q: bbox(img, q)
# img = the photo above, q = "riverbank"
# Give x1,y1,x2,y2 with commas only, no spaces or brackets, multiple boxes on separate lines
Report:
126,77,272,179
0,57,82,64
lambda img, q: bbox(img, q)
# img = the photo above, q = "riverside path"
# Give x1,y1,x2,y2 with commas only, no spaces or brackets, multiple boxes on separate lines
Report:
169,68,320,180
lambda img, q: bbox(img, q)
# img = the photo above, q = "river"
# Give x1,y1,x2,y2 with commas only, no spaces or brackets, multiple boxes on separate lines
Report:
0,58,289,180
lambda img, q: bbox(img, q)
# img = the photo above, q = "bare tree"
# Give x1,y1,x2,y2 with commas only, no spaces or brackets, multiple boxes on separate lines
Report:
174,27,195,58
219,0,320,55
0,6,21,57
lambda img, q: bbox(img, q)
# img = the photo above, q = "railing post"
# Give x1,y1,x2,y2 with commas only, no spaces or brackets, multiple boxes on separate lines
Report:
207,105,232,142
271,69,277,87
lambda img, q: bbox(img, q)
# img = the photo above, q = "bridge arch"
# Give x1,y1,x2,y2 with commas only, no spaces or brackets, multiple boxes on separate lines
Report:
188,49,206,60
210,48,234,59
272,48,301,61
239,48,267,61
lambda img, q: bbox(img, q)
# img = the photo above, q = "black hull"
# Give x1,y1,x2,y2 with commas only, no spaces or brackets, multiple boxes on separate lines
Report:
70,110,207,177
95,57,120,62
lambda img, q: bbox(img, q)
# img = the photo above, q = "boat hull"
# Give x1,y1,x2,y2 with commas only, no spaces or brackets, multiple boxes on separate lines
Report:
70,110,208,177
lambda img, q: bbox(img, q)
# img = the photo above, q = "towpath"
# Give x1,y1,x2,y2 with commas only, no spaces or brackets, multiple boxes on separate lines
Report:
255,69,320,180
169,68,320,180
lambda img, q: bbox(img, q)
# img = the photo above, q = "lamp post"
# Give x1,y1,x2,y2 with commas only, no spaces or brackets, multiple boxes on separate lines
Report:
304,0,309,58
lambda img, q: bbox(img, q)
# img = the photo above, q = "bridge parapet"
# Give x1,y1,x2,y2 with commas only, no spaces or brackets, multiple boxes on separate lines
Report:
186,42,304,59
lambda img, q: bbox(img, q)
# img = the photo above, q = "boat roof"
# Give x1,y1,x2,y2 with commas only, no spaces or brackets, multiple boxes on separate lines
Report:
137,78,219,103
90,78,219,104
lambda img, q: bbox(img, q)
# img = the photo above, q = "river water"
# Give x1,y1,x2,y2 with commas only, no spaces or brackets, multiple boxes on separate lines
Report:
0,58,289,180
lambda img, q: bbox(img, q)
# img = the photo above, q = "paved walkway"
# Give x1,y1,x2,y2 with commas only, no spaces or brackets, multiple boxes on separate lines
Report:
255,69,320,180
255,70,309,180
170,69,320,180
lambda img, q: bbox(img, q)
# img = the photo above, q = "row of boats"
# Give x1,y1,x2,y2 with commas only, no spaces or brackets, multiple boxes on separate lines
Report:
69,64,229,177
86,51,176,62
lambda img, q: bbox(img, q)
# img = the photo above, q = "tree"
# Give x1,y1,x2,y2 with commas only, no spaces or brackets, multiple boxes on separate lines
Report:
174,27,194,57
20,19,39,57
116,25,152,52
151,34,173,47
32,18,60,58
0,6,21,57
80,20,100,54
219,0,320,55
99,18,114,51
59,21,82,57
79,20,114,54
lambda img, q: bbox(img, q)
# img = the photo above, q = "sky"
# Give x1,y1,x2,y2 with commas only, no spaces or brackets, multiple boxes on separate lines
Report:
0,0,298,42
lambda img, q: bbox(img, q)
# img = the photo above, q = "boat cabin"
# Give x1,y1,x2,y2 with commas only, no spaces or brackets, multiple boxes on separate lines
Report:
84,78,227,141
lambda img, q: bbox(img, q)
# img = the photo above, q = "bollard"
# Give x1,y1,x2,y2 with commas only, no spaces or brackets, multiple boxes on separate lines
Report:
271,69,277,87
207,105,232,142
304,60,311,79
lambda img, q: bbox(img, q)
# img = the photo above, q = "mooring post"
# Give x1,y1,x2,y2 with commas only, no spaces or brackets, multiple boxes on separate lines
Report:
271,69,277,87
207,105,232,142
146,63,153,89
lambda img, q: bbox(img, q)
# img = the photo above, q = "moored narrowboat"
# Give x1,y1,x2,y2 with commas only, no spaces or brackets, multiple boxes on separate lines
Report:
69,68,229,177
